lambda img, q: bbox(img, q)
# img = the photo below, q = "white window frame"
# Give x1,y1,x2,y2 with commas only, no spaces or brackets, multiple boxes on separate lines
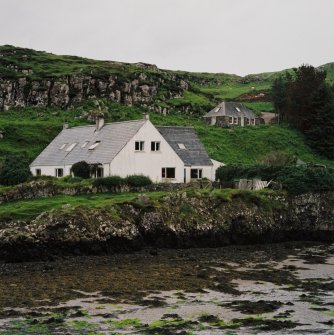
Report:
162,167,176,179
81,141,89,148
234,117,238,125
135,141,145,151
151,141,160,152
229,117,233,124
88,141,101,150
252,118,256,125
65,143,77,152
190,168,203,179
177,143,186,150
55,168,64,177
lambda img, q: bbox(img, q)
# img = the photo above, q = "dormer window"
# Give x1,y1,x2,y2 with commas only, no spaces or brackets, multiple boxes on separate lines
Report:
177,143,186,150
88,141,101,150
65,143,77,152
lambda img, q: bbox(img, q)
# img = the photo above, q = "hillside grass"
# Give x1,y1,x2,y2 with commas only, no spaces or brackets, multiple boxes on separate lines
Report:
0,191,167,221
0,101,332,167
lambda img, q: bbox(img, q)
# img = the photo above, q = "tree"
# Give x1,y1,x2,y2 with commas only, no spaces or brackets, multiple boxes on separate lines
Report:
271,64,334,159
71,161,91,179
304,83,334,159
272,75,288,123
0,155,32,185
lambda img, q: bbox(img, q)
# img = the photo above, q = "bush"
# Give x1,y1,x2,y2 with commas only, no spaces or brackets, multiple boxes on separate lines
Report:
216,165,334,194
71,161,90,179
0,155,32,186
124,175,152,187
93,176,124,188
66,177,83,184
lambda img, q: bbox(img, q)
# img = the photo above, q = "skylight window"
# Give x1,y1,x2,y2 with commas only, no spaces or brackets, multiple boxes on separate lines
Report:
88,141,101,150
65,143,77,152
235,107,241,112
81,141,89,148
214,107,220,113
59,143,67,150
178,143,186,150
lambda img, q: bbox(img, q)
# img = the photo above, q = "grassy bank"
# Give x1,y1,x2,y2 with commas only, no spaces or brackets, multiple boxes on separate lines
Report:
0,101,332,167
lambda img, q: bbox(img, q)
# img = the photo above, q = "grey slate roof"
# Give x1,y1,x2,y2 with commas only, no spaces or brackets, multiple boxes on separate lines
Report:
157,126,213,166
203,101,257,119
31,120,146,166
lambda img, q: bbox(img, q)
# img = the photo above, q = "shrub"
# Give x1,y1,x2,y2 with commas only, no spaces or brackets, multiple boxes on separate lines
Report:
93,176,124,188
125,175,152,187
66,177,83,184
0,155,32,186
216,165,334,195
71,161,90,179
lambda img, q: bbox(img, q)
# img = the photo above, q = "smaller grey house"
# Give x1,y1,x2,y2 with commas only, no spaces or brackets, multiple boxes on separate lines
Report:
203,101,260,127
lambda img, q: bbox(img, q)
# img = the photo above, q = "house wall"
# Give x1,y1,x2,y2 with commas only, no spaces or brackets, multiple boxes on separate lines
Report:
109,120,186,183
205,116,260,127
31,164,72,177
30,120,220,183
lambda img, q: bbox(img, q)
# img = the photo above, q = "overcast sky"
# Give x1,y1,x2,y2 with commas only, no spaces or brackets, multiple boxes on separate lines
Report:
1,0,334,75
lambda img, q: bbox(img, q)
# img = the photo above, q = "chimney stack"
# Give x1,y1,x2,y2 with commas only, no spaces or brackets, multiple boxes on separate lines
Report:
63,122,69,129
96,117,105,131
144,113,150,121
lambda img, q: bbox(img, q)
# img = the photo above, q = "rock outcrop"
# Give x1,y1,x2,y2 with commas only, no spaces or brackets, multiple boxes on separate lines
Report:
0,73,186,113
0,191,333,262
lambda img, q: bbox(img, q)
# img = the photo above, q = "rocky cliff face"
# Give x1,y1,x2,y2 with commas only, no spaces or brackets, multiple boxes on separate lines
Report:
0,191,333,262
0,72,188,113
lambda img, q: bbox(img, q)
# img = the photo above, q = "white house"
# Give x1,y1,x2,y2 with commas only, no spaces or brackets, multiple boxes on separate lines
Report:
30,115,224,183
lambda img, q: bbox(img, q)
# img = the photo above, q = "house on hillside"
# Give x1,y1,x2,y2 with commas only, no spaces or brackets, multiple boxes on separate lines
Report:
203,101,261,127
30,115,223,183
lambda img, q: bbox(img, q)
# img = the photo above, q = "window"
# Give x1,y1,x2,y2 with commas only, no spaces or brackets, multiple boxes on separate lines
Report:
177,143,186,150
234,117,238,125
65,143,77,152
59,143,67,150
162,167,175,179
96,167,104,178
191,168,203,179
88,141,101,150
252,118,256,125
246,118,250,125
229,117,233,124
55,168,63,177
235,107,241,113
214,107,220,113
151,141,160,151
81,141,89,148
135,141,145,151
35,168,41,176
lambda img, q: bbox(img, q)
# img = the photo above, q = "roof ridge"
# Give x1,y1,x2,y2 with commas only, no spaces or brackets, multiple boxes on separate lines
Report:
65,119,146,129
157,126,194,129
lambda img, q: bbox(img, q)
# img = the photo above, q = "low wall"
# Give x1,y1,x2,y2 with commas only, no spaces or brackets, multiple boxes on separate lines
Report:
0,179,216,204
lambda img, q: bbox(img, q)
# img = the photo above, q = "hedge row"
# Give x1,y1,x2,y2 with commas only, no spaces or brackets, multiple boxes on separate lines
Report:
92,175,152,188
216,165,334,194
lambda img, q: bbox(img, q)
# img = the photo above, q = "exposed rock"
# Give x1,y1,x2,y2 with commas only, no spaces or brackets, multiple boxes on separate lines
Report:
0,72,189,111
0,191,333,262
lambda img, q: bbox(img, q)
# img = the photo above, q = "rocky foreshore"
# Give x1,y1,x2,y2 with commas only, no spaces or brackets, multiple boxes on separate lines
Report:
0,191,333,262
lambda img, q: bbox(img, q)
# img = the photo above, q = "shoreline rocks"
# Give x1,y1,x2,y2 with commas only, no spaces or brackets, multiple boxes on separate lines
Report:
0,191,333,262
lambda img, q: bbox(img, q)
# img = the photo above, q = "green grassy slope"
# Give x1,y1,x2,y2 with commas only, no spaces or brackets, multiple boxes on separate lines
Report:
1,45,333,115
0,101,332,167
